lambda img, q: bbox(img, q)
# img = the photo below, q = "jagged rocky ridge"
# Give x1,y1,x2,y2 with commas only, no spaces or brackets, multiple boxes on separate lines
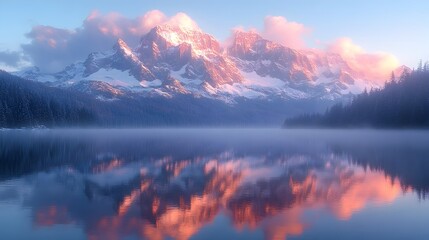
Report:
16,24,408,102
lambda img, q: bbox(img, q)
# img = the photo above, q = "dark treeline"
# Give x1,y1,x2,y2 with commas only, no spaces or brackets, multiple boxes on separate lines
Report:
285,63,429,128
0,70,96,127
0,70,333,128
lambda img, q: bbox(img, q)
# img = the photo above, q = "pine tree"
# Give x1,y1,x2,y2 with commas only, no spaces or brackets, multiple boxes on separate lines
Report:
285,61,429,128
418,60,423,72
390,71,396,83
0,102,5,127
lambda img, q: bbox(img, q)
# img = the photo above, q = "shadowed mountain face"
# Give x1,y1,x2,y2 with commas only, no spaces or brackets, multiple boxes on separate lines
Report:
1,129,429,240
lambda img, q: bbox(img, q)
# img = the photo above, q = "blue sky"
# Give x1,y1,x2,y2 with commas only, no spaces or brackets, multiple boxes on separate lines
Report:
1,0,428,70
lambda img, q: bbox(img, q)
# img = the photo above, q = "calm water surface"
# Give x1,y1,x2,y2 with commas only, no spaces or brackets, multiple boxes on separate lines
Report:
0,129,429,240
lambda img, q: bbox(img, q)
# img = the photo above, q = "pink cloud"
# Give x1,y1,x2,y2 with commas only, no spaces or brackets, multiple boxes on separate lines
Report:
27,25,72,49
137,10,168,33
223,26,258,48
226,17,400,83
82,10,168,40
261,16,310,49
225,16,309,49
21,10,197,72
328,37,399,82
166,12,200,30
21,10,401,83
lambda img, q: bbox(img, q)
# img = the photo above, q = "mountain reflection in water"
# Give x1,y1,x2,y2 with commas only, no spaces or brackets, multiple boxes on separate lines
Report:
0,129,429,240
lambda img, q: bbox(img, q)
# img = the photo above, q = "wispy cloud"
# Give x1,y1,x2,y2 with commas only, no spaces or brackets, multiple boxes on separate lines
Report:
261,16,310,49
0,50,24,67
327,37,399,82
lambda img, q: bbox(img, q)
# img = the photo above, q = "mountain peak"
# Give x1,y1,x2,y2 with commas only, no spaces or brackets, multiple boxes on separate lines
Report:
113,38,133,56
154,23,201,35
233,30,262,41
115,38,127,47
139,25,221,54
232,30,263,47
228,30,264,57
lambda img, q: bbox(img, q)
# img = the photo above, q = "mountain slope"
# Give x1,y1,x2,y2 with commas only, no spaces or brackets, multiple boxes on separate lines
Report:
0,70,96,127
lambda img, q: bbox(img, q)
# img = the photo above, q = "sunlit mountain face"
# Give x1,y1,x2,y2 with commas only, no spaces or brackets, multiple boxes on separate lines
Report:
1,129,429,240
14,22,409,102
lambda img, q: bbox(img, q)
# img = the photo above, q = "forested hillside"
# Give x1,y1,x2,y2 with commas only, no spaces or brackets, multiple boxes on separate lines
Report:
285,64,429,128
0,71,96,127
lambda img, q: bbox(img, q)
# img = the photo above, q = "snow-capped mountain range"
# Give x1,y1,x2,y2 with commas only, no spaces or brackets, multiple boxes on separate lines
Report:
15,24,409,102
